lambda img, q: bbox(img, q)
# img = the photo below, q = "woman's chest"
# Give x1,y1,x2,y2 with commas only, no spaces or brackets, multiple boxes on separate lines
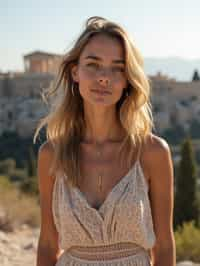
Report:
77,144,150,210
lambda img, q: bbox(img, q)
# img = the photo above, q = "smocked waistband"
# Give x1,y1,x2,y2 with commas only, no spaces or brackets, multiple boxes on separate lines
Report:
67,242,148,261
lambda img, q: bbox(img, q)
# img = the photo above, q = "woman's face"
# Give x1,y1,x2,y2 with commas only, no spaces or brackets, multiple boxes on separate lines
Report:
72,33,128,107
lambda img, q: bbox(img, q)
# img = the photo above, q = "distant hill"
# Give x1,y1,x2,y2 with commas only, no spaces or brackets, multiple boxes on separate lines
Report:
144,57,200,82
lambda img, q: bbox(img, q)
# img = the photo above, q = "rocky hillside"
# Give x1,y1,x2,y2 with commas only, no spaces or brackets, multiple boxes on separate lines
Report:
0,224,39,266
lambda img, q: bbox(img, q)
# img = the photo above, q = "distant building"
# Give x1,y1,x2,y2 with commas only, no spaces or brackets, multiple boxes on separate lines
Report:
149,71,176,82
23,50,62,75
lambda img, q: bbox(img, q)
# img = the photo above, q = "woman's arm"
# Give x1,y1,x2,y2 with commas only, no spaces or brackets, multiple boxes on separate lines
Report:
36,141,60,266
143,134,176,266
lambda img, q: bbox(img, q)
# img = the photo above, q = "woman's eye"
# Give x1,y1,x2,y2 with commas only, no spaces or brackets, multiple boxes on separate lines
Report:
86,63,100,69
112,67,125,73
86,63,124,73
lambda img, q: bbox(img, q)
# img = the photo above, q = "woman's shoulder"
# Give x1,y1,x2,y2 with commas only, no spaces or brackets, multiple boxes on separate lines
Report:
142,132,172,173
38,140,57,180
39,140,55,155
142,133,170,156
141,133,171,170
138,133,170,181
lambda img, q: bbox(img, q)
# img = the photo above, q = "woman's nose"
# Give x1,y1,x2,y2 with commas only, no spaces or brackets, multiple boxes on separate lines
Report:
97,70,111,86
98,77,110,85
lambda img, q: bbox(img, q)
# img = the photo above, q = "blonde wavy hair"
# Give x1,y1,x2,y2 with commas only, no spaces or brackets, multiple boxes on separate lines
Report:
33,16,154,187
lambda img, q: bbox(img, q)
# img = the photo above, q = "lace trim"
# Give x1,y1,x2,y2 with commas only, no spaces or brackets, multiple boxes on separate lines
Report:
67,242,148,261
57,250,151,265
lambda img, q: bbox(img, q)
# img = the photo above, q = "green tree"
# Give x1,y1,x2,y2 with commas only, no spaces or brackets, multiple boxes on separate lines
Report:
189,119,200,139
26,146,37,177
20,146,38,195
192,69,200,81
0,158,16,175
19,175,38,196
162,124,186,145
174,137,200,229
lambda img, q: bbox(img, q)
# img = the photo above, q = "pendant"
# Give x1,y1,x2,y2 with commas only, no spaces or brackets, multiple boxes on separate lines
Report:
98,175,103,192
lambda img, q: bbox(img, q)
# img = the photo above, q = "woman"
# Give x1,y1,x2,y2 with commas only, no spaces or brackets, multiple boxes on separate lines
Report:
35,16,176,266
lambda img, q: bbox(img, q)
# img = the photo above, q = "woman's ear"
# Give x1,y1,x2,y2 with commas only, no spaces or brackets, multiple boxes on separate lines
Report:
71,64,79,82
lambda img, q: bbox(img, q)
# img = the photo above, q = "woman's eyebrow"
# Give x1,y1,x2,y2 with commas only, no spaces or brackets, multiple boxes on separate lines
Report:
113,59,125,64
84,55,125,64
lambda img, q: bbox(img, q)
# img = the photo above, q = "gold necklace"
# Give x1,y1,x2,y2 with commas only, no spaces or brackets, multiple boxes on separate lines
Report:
95,139,121,193
94,136,123,193
96,146,103,192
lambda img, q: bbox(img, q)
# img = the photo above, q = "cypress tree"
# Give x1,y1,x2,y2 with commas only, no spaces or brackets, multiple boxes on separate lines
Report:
27,146,37,177
192,69,200,81
20,146,38,195
174,137,200,229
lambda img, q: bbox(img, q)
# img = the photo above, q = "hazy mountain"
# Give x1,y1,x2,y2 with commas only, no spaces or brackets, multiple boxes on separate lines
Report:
144,57,200,82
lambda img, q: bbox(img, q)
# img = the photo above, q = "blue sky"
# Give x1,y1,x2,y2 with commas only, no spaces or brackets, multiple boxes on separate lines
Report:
0,0,199,71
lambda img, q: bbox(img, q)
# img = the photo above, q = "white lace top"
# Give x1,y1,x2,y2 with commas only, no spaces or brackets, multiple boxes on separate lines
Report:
52,157,156,266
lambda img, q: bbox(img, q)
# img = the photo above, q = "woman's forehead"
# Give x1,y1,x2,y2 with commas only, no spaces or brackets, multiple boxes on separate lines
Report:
79,34,125,61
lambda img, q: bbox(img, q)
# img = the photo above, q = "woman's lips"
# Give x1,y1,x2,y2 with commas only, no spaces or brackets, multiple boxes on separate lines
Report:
91,89,111,95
